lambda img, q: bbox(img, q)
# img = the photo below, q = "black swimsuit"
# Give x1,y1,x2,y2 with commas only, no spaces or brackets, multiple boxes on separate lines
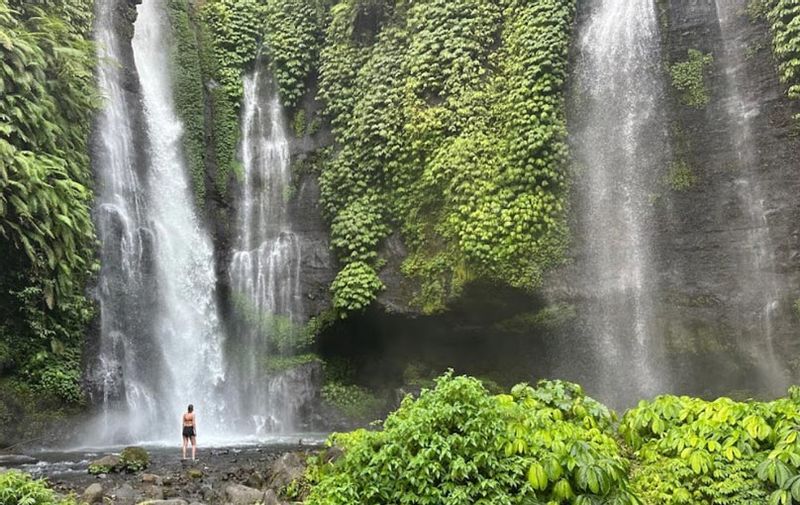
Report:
182,425,195,438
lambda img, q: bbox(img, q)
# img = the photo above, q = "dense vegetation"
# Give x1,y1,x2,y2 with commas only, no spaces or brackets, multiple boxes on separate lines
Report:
762,0,800,112
0,0,98,435
282,373,800,505
0,471,80,505
318,0,576,313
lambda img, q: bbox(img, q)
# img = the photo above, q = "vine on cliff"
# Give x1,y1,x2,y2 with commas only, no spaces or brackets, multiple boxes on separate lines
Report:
669,49,714,108
763,0,800,117
318,0,576,313
166,0,208,206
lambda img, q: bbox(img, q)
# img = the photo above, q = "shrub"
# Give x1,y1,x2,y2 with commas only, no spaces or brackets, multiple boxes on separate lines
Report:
321,381,383,421
620,390,800,504
305,373,638,505
0,470,79,505
119,446,150,472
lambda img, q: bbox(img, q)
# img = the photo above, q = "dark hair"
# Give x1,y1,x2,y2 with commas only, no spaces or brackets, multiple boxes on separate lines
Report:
188,404,194,413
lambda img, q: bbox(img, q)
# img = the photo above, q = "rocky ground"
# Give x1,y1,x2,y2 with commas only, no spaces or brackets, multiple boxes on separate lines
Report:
0,442,321,504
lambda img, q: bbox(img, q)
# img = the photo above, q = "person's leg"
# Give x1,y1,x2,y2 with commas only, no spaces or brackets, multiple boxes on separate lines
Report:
190,435,196,460
182,436,187,460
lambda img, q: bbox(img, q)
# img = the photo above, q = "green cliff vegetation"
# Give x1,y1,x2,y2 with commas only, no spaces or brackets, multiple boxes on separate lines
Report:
285,373,800,505
766,0,800,125
0,0,98,428
319,0,576,313
669,49,714,108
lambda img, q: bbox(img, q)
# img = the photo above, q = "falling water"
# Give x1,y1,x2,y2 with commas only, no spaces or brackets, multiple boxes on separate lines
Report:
227,62,306,434
714,0,788,391
88,0,227,444
573,0,669,403
89,0,153,440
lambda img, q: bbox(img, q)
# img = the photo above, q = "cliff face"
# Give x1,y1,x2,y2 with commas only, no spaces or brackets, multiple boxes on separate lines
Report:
653,0,800,393
538,0,800,402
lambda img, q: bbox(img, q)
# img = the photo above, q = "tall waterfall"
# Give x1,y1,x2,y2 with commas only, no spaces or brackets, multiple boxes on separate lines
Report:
89,0,153,439
227,62,307,434
88,0,227,444
573,0,669,403
714,0,788,392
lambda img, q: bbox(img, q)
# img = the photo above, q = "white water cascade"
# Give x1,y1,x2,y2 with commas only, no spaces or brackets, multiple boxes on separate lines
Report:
714,0,788,392
88,0,227,444
227,62,307,434
573,0,669,403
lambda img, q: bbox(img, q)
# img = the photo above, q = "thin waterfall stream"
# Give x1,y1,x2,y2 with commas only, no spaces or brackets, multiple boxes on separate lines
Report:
573,0,670,404
714,0,789,392
227,61,309,435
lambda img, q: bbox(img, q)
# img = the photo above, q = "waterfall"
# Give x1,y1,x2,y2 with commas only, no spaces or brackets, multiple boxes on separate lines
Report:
88,0,227,444
572,0,670,403
227,62,306,434
714,0,789,392
89,0,153,440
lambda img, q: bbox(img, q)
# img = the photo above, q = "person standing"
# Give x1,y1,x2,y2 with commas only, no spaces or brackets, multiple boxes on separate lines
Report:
182,404,197,461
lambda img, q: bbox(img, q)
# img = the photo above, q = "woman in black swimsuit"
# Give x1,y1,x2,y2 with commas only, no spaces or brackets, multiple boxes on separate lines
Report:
182,404,197,461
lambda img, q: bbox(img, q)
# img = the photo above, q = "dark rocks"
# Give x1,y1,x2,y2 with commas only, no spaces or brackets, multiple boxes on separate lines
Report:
266,452,306,491
89,454,121,474
112,483,138,505
224,483,262,504
142,473,163,485
82,483,104,504
262,489,284,505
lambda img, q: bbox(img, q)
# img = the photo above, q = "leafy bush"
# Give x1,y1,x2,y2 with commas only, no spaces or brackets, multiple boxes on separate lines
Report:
321,381,384,421
621,390,800,504
265,353,322,374
119,447,150,473
330,261,384,313
305,373,638,505
670,49,714,108
0,470,79,505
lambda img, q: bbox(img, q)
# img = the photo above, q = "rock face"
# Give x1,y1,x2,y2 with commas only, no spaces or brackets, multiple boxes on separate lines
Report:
544,0,800,403
266,452,306,491
82,483,104,504
224,484,263,505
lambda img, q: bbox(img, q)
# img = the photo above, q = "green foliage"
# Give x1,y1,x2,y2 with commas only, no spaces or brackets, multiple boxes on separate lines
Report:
670,49,714,108
763,0,800,124
87,463,111,475
0,0,97,406
263,0,325,107
166,0,207,206
265,353,322,374
620,391,800,504
330,261,384,313
319,0,576,313
305,373,637,505
321,381,384,421
665,160,697,191
119,447,150,473
0,471,80,505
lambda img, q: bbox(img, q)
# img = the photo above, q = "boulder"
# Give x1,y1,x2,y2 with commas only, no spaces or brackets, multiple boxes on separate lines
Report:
262,489,285,505
266,452,306,491
120,446,150,472
81,483,104,504
88,454,120,474
187,468,203,479
224,483,262,505
112,483,138,505
141,473,163,485
245,470,264,489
